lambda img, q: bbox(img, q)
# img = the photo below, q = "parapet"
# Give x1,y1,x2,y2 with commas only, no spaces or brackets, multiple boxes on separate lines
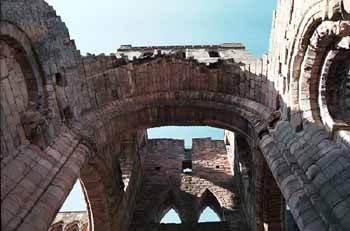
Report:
116,43,257,65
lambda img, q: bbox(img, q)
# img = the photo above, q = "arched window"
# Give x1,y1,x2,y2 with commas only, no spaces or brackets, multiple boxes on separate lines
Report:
197,189,222,222
160,208,181,224
48,222,63,231
154,190,183,224
198,207,221,223
65,222,80,231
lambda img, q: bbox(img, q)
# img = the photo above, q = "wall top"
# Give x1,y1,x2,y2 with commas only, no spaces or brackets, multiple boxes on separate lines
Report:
116,42,257,64
118,43,245,51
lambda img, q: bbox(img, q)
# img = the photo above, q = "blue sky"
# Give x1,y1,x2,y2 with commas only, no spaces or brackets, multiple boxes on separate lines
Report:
46,0,275,57
46,0,277,220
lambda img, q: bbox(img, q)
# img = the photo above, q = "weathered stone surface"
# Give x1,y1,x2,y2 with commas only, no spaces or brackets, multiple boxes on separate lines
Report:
1,0,350,231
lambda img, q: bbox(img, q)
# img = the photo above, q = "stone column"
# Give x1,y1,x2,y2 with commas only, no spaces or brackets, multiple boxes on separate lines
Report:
1,128,94,231
259,121,350,231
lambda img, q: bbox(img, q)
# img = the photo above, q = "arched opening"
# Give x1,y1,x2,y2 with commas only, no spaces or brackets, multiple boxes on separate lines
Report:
0,32,45,155
60,181,87,212
48,222,64,231
65,223,80,231
49,180,89,230
197,189,222,222
74,92,286,231
318,47,350,147
2,1,349,231
198,207,221,223
160,208,182,224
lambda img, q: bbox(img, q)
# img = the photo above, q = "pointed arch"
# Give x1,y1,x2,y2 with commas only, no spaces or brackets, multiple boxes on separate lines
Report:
197,189,222,222
160,208,182,224
198,207,221,223
65,221,80,231
49,221,64,231
153,190,184,224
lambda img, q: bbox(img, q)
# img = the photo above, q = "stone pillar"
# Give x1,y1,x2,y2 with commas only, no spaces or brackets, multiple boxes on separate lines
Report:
1,128,93,231
259,121,350,231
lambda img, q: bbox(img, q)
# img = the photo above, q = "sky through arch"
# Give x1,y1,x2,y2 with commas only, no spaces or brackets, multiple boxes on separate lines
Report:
198,207,221,223
160,209,182,224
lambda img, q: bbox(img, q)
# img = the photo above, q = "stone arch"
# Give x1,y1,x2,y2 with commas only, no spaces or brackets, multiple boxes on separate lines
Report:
288,19,350,150
320,49,350,124
227,132,286,231
79,149,124,231
65,221,80,231
0,22,47,155
259,120,350,231
75,92,272,148
287,0,350,131
75,88,349,231
0,22,44,110
49,222,64,231
318,48,350,147
73,92,279,231
1,0,88,141
260,160,286,231
1,128,94,231
287,1,334,126
80,54,267,113
78,180,95,231
2,1,349,231
196,189,222,221
298,21,348,123
73,131,144,231
152,190,184,223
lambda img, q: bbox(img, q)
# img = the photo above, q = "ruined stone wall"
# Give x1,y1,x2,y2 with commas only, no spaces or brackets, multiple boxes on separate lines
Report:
224,131,287,231
1,128,92,231
79,53,264,114
113,132,145,231
141,222,231,231
50,212,231,231
256,1,350,230
1,3,96,229
78,131,146,231
49,211,89,231
266,0,350,145
129,138,248,231
2,1,350,231
0,40,31,157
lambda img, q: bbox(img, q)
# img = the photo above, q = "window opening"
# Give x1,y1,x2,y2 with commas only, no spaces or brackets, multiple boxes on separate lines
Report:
63,106,73,120
60,180,86,211
182,160,192,173
208,51,220,58
55,72,67,87
160,208,181,224
198,207,221,223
